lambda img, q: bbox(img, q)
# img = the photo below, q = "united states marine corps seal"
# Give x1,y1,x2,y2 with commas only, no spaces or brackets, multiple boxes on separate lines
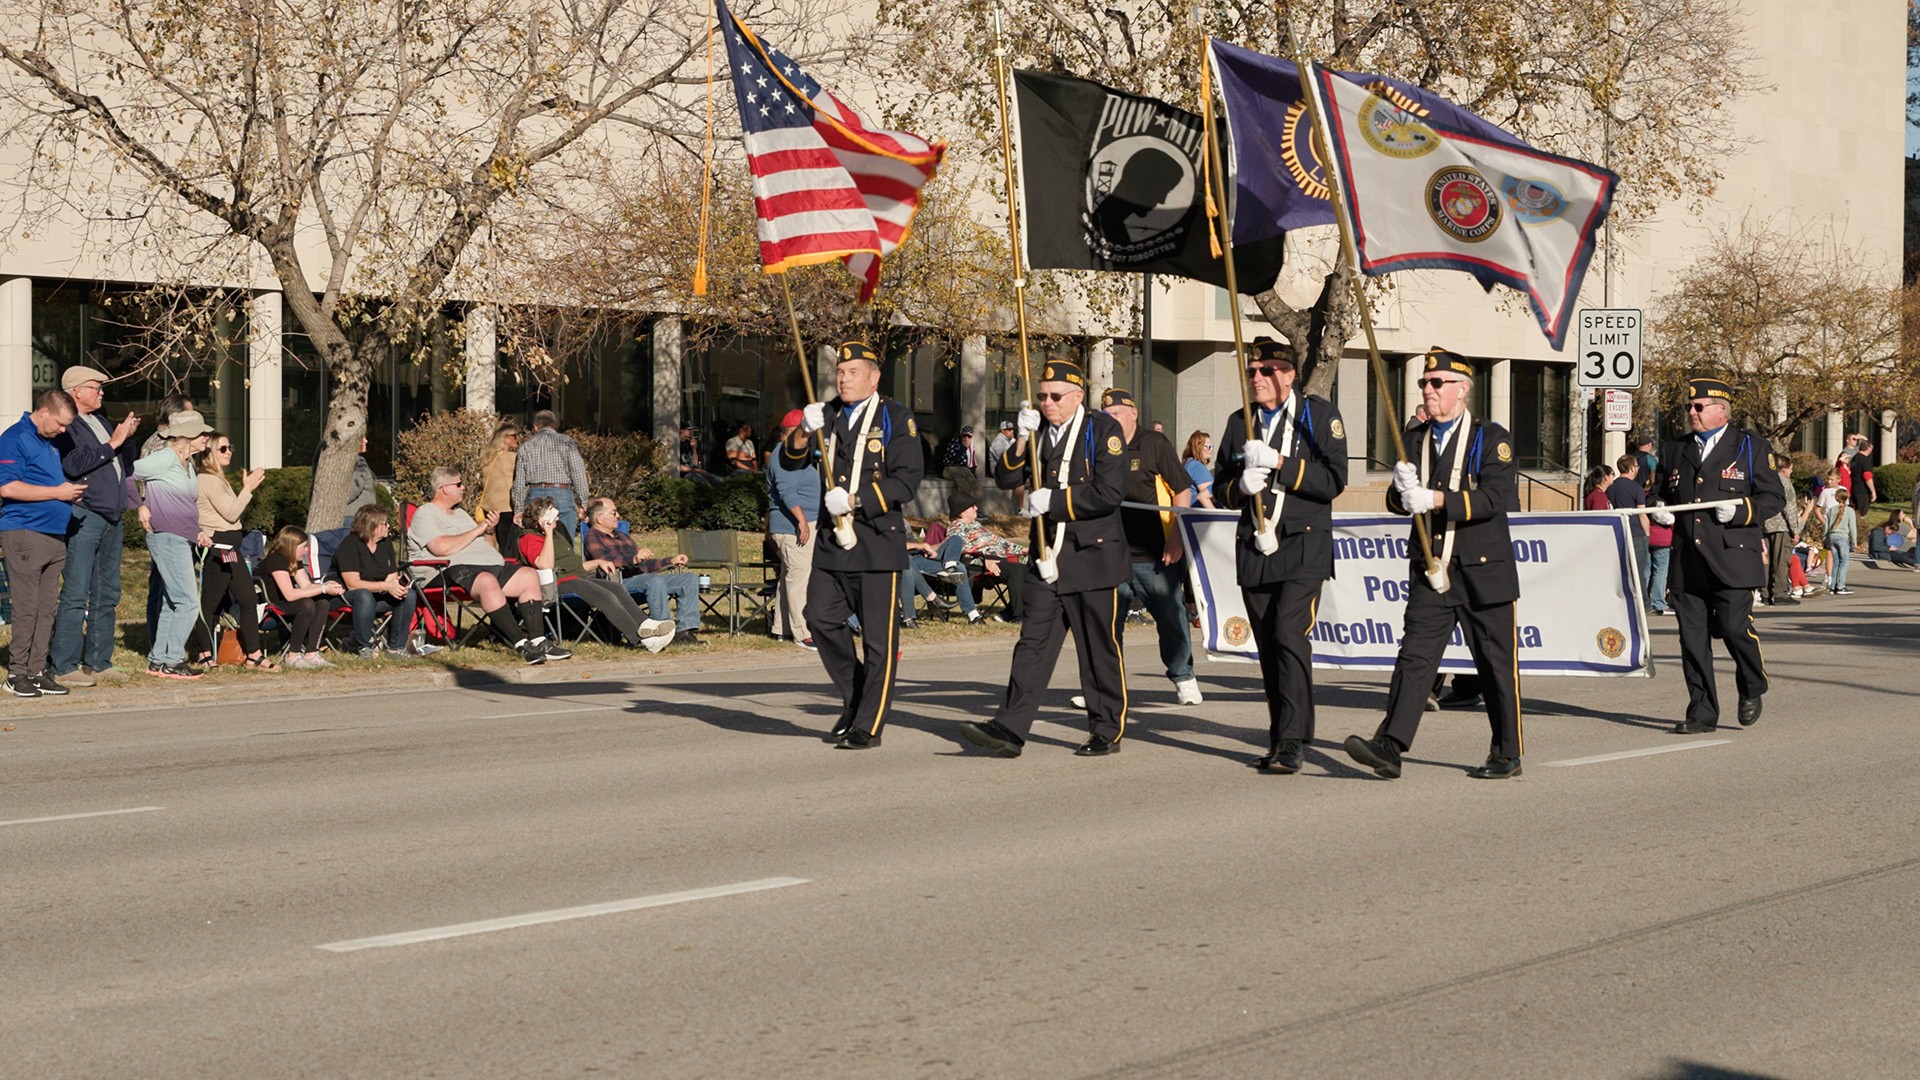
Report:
1106,435,1123,455
1427,166,1501,243
1596,627,1627,660
1223,616,1253,648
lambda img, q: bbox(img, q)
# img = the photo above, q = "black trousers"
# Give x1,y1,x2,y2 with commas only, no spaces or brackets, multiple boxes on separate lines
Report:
186,547,263,659
1672,585,1766,725
993,568,1126,744
1379,577,1522,759
1243,579,1323,748
279,595,328,652
804,567,902,738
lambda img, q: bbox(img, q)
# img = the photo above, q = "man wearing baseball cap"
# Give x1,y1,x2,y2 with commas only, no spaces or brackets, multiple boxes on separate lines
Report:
765,407,819,648
1101,385,1204,706
1648,376,1786,733
49,366,143,686
938,423,982,512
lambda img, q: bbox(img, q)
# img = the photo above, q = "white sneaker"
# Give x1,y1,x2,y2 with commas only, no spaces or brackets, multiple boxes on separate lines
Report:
1173,678,1203,706
1071,694,1087,709
635,618,675,654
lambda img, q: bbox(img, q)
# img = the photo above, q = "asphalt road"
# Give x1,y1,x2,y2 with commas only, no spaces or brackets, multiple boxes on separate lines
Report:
6,578,1919,1079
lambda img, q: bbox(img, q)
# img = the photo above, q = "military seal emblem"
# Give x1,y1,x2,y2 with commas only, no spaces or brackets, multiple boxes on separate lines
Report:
1596,627,1627,660
1223,616,1253,648
1427,166,1501,243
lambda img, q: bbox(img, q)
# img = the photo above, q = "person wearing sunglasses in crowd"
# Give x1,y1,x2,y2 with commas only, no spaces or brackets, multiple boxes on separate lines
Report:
1344,348,1525,782
1647,377,1787,734
185,431,275,670
957,358,1130,760
1212,338,1350,775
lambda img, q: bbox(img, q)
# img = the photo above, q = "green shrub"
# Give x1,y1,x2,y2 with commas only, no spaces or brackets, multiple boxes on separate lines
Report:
243,466,313,535
575,431,667,503
393,410,495,510
626,473,699,532
694,472,770,530
1873,462,1916,507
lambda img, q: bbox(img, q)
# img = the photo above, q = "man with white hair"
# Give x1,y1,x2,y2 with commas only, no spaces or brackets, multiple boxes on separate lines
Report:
408,465,571,665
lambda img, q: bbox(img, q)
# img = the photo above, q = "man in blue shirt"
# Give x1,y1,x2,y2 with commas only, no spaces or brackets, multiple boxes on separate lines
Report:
50,365,143,686
1607,454,1652,609
0,390,89,697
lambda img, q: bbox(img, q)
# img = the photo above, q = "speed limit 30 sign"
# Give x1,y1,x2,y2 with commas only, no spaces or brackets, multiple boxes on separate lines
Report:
1576,308,1641,389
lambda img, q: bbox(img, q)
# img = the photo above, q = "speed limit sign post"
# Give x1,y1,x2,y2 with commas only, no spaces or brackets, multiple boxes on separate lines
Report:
1576,308,1642,389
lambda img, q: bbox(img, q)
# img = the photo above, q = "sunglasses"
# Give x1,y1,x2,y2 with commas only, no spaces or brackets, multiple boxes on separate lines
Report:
1418,378,1463,390
1246,364,1290,378
215,445,233,453
1685,402,1716,413
1035,392,1073,402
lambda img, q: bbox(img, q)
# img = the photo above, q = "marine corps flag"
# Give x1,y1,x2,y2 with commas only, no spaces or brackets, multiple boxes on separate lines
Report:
1303,63,1618,349
1014,70,1284,293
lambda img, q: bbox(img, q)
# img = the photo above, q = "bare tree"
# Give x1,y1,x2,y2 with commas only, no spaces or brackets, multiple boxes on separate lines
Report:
0,0,860,528
880,0,1763,394
1646,215,1916,446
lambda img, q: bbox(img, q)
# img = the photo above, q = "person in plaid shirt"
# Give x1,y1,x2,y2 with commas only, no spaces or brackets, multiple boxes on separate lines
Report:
581,497,703,644
511,410,590,538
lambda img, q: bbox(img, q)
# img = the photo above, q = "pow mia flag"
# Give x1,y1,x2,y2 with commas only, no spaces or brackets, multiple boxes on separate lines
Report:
1014,70,1284,293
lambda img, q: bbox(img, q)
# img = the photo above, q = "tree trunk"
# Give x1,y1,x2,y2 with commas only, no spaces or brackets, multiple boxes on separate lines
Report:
306,340,377,532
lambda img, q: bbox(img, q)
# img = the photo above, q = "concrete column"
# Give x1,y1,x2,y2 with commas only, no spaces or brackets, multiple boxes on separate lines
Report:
815,344,835,402
1489,357,1513,429
651,316,683,449
1402,358,1422,423
464,304,497,414
1337,354,1371,476
0,277,32,419
247,291,284,468
1824,409,1844,461
960,334,988,440
1602,430,1626,467
1879,410,1897,465
1087,338,1115,398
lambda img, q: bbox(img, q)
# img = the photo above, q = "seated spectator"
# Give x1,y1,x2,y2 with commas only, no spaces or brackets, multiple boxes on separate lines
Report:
185,431,276,670
945,498,1028,623
1867,513,1918,568
906,501,989,625
581,497,703,645
259,525,344,668
676,421,718,485
336,505,443,657
724,422,758,474
517,497,675,652
406,466,570,664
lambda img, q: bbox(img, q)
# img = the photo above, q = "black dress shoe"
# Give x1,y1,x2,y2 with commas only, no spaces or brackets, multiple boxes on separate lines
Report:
836,729,881,749
1074,734,1120,756
958,719,1024,757
1437,688,1483,709
829,710,856,741
1255,739,1304,773
1737,695,1763,727
1467,755,1522,779
1670,719,1719,735
1343,734,1403,779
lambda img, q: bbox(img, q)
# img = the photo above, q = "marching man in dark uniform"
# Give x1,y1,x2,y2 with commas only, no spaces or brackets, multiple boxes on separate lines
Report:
958,358,1131,758
793,341,925,749
1343,349,1525,780
1649,376,1786,733
1211,339,1349,774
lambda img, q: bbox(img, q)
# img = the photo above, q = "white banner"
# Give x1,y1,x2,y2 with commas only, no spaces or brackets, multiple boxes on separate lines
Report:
1178,509,1652,677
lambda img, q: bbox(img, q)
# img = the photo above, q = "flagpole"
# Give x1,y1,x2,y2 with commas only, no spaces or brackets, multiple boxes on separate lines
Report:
780,272,845,539
1198,35,1274,551
990,5,1050,564
1282,25,1449,593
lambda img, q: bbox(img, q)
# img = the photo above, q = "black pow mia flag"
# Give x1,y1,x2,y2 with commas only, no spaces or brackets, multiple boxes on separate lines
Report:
1013,70,1283,294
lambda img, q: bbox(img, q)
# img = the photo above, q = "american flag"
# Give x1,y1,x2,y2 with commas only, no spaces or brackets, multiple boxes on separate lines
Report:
718,0,944,302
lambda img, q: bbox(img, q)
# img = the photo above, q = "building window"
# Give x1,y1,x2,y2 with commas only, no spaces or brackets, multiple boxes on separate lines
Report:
1511,360,1570,471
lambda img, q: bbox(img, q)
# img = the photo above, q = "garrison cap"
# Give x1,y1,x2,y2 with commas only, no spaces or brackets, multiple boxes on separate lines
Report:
1248,338,1294,367
837,341,879,366
1686,377,1734,402
1038,358,1087,389
1422,347,1475,379
1100,387,1135,409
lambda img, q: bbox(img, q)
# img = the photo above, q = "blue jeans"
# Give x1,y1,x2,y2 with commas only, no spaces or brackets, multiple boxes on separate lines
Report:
623,570,701,631
146,532,199,666
911,554,978,616
51,505,125,673
1116,558,1193,681
1826,534,1851,590
898,564,936,620
1630,530,1652,608
1647,546,1671,612
525,485,578,540
347,588,419,650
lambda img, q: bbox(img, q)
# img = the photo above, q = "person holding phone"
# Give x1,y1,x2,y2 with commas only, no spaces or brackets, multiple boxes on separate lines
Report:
516,496,675,652
185,430,275,669
259,525,345,668
336,505,439,658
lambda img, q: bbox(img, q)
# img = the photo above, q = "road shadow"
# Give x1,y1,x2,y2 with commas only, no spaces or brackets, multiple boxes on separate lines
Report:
1638,1060,1786,1080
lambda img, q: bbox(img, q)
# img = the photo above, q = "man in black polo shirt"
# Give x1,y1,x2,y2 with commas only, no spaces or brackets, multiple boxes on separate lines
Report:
1100,387,1200,706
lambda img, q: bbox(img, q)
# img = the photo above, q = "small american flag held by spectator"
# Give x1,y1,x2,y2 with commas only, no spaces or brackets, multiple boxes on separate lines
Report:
717,0,944,301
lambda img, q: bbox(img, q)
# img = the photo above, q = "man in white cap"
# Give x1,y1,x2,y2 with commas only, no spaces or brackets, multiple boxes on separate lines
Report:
49,366,142,686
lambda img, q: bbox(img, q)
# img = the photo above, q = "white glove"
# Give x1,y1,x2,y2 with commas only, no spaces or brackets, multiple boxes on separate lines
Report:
1400,486,1437,515
1714,501,1738,523
1238,466,1272,495
1651,509,1674,527
1242,440,1279,470
824,486,853,517
1016,402,1042,435
1022,488,1053,517
1392,461,1421,495
801,402,827,432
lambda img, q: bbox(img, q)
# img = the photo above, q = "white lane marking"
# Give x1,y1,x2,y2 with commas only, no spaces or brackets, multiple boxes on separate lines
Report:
1544,740,1732,767
0,806,164,828
316,877,811,952
481,705,619,721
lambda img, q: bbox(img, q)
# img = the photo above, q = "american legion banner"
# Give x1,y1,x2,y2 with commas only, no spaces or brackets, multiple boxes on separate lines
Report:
1179,509,1652,676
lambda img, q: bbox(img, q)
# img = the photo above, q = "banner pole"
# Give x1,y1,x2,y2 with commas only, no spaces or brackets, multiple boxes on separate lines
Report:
781,273,842,534
1198,36,1273,549
1283,24,1448,592
990,5,1050,563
